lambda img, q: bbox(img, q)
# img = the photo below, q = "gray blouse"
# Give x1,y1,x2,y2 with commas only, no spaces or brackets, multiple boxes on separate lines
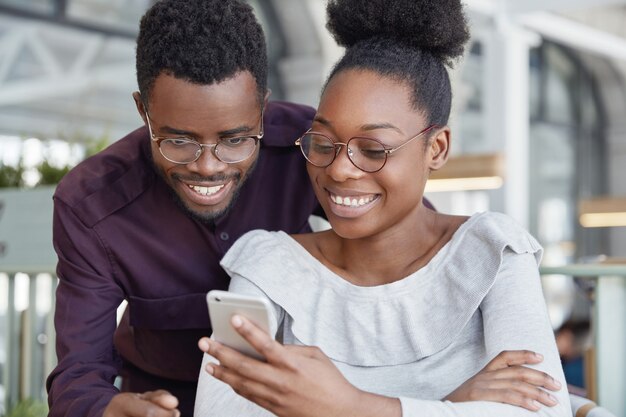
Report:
195,212,571,416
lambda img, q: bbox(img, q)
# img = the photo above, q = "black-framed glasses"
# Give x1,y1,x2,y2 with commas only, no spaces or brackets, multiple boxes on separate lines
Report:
295,124,438,173
145,112,264,165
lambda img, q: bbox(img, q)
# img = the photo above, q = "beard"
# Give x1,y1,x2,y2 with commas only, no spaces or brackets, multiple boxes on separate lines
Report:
152,155,259,226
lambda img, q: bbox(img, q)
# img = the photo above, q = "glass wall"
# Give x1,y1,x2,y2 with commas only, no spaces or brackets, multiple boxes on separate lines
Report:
528,42,607,263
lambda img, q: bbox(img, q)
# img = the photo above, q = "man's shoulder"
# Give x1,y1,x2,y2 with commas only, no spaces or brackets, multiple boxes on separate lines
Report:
54,127,156,227
262,101,315,147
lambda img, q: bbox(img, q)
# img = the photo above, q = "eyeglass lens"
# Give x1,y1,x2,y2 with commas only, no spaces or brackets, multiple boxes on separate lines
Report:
299,134,387,172
160,137,258,164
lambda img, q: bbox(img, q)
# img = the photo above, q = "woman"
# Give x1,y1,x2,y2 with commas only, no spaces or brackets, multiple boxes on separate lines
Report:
195,0,570,416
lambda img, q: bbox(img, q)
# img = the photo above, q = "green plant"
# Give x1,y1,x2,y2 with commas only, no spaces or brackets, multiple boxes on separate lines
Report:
0,163,25,188
36,160,72,186
84,134,110,158
3,398,48,417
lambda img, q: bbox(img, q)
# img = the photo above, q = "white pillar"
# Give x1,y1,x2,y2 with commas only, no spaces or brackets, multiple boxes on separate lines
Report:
483,13,538,227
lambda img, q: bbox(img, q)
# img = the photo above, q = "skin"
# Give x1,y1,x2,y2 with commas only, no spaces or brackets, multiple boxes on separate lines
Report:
198,69,563,416
133,71,266,224
103,71,265,417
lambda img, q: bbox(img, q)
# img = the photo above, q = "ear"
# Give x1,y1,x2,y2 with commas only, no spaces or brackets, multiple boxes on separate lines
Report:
263,89,272,108
132,91,148,125
427,126,451,171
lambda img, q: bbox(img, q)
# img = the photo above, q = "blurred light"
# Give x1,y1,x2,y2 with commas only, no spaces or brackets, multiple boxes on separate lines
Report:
580,213,626,228
425,176,503,192
426,153,504,192
579,197,626,228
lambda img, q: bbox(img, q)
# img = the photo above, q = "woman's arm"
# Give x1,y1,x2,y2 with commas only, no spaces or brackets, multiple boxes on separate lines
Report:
442,349,562,410
399,251,570,416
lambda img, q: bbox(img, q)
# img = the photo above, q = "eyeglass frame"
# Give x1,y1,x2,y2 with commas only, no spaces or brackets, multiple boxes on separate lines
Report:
144,110,264,165
294,124,439,173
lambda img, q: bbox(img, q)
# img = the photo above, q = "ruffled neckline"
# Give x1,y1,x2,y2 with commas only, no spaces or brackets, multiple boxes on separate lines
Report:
221,212,542,366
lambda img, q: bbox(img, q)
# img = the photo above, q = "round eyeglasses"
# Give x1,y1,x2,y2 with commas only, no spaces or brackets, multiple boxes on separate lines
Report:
295,124,437,173
145,113,264,165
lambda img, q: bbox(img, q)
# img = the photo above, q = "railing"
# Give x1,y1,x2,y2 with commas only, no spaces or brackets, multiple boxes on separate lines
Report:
1,269,56,414
540,264,626,417
0,186,57,413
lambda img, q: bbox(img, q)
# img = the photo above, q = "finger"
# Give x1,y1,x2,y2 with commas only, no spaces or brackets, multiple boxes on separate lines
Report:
140,390,179,410
483,350,543,371
198,337,211,353
472,388,545,412
109,392,179,417
205,338,277,383
208,362,284,406
231,315,294,367
482,380,560,409
486,366,562,391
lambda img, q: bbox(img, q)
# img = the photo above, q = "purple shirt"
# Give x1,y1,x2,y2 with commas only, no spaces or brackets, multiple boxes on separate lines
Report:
46,101,320,417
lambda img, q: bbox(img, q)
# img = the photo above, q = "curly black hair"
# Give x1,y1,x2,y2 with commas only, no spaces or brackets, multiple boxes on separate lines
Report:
136,0,267,107
325,0,470,126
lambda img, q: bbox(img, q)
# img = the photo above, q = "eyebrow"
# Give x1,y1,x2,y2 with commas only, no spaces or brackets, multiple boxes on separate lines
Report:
155,124,255,138
313,115,403,134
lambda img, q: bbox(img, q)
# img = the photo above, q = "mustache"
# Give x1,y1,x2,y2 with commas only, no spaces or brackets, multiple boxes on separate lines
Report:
171,173,240,182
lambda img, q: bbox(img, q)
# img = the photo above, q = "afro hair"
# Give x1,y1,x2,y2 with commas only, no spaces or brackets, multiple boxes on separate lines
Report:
136,0,267,106
325,0,470,125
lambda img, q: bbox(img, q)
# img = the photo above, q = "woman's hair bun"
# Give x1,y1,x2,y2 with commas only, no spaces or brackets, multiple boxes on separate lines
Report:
326,0,470,61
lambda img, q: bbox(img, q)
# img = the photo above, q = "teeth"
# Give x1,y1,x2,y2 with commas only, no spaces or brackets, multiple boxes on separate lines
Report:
189,184,225,196
330,193,375,207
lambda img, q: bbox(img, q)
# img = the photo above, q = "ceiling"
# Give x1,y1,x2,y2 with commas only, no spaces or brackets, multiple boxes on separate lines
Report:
1,0,626,143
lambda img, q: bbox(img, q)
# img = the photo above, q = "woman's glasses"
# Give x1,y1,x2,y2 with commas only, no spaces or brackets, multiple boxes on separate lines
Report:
295,124,437,173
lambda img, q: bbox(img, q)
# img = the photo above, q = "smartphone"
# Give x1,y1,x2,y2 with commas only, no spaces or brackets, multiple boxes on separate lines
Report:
206,290,274,360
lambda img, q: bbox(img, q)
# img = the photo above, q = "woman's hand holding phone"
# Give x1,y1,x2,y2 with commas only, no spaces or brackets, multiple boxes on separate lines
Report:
197,315,402,417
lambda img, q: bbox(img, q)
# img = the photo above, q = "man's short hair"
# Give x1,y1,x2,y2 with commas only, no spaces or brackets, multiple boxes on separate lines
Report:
136,0,268,106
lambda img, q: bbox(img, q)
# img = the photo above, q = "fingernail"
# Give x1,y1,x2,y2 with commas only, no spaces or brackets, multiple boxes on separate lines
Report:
553,378,562,389
532,400,542,410
205,364,214,375
534,352,543,360
231,315,243,328
548,394,559,404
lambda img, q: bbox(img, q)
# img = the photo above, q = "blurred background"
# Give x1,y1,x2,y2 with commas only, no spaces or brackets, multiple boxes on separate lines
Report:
1,0,626,415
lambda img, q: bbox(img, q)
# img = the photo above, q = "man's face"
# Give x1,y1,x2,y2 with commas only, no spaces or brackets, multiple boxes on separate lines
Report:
136,72,263,223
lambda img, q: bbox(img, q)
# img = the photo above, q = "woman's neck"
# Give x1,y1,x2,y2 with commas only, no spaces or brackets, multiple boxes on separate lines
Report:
312,209,467,287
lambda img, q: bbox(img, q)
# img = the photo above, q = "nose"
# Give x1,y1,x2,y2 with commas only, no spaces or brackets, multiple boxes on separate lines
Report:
186,145,228,176
326,143,363,182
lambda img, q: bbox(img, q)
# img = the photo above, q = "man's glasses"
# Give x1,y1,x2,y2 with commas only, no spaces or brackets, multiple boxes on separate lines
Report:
295,124,437,173
145,112,264,165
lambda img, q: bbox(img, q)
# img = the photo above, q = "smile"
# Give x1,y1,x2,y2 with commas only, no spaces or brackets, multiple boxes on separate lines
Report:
330,193,377,207
188,184,226,196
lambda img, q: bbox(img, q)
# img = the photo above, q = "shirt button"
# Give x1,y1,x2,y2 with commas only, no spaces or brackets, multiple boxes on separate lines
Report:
220,232,230,241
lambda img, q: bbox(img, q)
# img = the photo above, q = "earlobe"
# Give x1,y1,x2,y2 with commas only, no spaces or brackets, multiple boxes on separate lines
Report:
428,127,451,171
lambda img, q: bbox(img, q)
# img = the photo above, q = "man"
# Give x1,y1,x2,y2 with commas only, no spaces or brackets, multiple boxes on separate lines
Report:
46,1,320,416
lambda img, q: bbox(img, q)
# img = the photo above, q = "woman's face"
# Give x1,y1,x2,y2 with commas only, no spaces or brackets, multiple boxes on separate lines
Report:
307,69,448,239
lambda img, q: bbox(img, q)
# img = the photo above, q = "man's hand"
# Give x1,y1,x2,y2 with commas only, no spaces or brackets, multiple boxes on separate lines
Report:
103,390,180,417
443,350,562,411
199,315,400,417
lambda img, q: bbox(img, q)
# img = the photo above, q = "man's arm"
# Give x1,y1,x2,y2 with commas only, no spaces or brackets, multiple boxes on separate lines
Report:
47,198,124,416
